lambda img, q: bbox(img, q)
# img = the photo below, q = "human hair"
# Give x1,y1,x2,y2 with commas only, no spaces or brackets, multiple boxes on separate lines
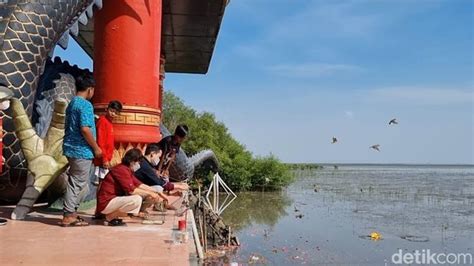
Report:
121,148,142,166
144,144,161,156
75,74,95,92
107,100,123,112
175,124,189,138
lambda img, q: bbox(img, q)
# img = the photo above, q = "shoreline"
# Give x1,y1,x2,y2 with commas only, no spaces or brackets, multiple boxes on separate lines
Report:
286,162,474,167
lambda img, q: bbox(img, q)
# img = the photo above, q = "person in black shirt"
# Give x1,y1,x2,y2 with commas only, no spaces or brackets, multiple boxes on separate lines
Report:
134,144,187,210
155,124,188,180
135,144,175,192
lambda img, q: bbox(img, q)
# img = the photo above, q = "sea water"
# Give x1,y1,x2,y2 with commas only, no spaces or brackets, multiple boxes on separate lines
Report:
219,164,474,265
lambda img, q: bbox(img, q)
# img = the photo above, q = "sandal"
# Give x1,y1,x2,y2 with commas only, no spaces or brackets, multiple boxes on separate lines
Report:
59,218,89,227
104,219,126,226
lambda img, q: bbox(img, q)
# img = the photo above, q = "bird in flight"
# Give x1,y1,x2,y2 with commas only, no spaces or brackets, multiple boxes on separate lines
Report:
332,137,338,144
389,118,398,125
370,144,381,151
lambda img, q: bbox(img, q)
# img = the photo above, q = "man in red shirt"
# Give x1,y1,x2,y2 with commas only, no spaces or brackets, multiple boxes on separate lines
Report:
96,148,161,226
94,100,122,184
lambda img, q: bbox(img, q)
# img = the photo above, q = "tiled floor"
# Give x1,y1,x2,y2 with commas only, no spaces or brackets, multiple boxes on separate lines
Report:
0,205,197,266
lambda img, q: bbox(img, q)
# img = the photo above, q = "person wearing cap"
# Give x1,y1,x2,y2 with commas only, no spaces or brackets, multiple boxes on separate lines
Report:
0,83,13,226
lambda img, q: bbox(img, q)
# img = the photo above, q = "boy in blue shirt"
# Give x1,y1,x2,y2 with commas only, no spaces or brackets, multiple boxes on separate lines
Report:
61,74,102,227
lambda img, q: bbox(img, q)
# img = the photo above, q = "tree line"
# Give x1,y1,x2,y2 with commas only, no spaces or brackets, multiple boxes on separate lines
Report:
162,91,292,191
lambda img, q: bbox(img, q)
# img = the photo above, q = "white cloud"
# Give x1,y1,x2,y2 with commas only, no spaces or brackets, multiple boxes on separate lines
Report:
367,86,474,105
266,63,364,78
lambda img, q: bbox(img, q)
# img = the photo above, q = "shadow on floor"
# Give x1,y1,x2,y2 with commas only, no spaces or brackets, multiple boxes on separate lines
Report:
0,205,99,227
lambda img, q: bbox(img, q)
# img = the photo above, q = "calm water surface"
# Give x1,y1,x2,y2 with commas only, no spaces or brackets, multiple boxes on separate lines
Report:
219,165,474,265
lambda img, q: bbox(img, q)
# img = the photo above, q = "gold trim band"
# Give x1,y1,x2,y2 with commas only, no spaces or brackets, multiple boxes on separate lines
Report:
96,111,160,126
94,104,161,114
94,104,161,126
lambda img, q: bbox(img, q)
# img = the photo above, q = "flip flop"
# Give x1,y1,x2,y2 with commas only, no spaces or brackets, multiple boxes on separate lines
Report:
104,219,126,226
59,218,89,227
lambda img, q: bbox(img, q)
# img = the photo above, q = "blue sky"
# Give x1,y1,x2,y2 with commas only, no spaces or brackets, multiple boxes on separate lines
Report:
56,0,473,164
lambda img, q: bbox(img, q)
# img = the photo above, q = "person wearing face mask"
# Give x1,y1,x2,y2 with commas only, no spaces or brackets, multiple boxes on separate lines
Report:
135,144,173,191
96,148,162,226
134,144,181,210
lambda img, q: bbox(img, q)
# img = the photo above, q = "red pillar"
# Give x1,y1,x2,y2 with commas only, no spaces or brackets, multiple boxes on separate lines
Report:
93,0,162,150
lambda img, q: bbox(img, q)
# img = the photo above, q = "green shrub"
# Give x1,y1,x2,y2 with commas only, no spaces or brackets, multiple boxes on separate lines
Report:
162,91,291,191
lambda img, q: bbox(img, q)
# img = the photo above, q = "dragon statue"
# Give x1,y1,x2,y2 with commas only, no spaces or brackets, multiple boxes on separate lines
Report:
0,0,218,219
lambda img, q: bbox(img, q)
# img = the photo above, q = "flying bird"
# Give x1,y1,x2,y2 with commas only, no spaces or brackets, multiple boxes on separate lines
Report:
389,118,398,125
294,205,300,213
332,137,338,144
370,144,380,152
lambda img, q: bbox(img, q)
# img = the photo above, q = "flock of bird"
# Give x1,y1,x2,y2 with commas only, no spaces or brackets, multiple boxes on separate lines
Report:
331,118,399,152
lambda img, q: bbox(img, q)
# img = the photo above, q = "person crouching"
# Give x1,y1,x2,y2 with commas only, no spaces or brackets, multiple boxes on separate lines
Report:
96,148,161,226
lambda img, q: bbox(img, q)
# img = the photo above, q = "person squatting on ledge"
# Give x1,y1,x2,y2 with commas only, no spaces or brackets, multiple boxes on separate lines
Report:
96,149,164,226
